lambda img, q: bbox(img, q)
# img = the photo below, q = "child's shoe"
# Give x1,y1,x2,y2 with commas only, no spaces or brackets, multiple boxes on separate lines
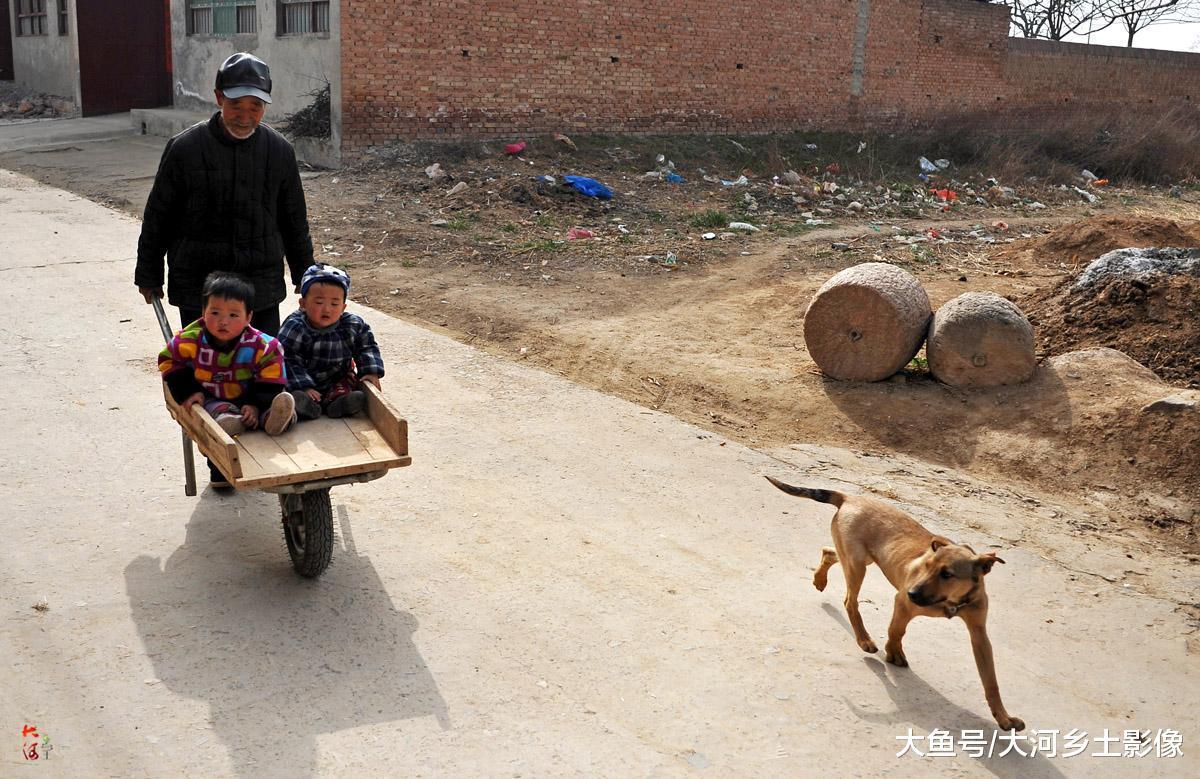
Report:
325,390,366,418
291,390,322,420
209,462,233,492
215,413,245,438
264,392,297,436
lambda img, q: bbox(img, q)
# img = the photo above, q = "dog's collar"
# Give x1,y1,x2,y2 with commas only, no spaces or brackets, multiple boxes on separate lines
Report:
944,585,980,618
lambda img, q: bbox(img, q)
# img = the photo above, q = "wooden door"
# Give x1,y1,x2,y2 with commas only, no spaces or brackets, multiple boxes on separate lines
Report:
76,0,171,115
0,1,14,81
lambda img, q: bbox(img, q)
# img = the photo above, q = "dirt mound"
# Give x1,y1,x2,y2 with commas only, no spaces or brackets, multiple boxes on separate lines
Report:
1032,216,1200,266
1023,272,1200,387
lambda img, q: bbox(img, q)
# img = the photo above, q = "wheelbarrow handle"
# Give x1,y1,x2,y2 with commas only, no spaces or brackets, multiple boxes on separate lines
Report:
151,295,175,345
151,296,197,496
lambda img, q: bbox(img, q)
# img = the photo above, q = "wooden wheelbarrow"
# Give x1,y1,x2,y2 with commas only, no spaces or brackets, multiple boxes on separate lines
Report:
153,297,411,577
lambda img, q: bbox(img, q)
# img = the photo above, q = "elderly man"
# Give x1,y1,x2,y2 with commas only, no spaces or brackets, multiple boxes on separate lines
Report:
135,52,314,337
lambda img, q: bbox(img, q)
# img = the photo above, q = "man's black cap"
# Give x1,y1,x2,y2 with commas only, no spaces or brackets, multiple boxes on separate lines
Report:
215,53,272,103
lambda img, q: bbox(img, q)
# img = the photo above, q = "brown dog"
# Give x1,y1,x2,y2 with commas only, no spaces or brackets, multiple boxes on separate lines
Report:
766,475,1023,731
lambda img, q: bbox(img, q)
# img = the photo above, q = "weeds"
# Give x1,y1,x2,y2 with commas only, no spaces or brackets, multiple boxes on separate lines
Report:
690,209,732,229
519,239,564,253
768,221,823,237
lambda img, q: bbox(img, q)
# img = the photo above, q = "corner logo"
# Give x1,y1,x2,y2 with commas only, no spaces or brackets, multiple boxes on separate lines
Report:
22,724,52,761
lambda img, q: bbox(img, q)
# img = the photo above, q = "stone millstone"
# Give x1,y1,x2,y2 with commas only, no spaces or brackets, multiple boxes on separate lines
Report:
927,292,1036,387
803,263,931,381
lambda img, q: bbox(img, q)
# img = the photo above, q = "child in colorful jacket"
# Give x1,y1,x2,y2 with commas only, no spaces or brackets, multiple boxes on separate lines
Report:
278,263,385,421
160,272,297,486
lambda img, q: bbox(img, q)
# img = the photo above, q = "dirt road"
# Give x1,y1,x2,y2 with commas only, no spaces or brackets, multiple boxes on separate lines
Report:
6,131,1196,552
2,167,1198,775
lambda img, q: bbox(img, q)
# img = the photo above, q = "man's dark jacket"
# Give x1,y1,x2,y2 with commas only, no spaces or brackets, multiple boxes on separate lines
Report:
135,112,314,311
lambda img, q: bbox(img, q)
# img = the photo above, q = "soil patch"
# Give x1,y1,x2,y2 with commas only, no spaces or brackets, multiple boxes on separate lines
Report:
1023,215,1200,268
1017,217,1200,388
1024,274,1200,387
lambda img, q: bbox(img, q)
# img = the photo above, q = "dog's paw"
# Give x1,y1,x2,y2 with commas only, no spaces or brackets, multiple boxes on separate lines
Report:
885,647,907,667
858,638,878,654
998,716,1025,732
813,573,828,592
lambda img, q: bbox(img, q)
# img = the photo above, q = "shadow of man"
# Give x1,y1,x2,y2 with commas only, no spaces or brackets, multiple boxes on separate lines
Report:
126,493,448,777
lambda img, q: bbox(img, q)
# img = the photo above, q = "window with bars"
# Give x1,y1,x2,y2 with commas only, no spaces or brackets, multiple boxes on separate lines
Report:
57,0,68,35
16,0,48,36
187,1,258,36
278,1,330,36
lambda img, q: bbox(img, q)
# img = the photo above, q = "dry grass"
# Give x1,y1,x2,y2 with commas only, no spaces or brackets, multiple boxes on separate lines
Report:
354,106,1200,189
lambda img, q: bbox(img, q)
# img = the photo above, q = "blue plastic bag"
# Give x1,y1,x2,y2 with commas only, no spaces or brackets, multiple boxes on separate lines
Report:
665,171,685,184
563,175,613,200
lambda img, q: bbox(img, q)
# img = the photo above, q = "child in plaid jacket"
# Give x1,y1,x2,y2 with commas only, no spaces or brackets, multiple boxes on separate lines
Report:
278,263,385,420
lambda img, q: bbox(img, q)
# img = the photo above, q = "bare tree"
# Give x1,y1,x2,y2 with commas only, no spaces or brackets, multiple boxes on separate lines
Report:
1002,0,1121,40
1002,0,1200,45
1107,0,1184,46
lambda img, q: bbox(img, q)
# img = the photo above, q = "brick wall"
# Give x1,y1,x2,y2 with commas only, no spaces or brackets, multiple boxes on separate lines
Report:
1005,38,1199,119
339,0,1200,152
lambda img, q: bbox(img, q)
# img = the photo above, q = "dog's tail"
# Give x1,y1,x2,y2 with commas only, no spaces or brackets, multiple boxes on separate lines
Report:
764,475,845,507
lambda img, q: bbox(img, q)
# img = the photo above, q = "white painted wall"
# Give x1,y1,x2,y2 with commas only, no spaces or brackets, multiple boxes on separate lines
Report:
10,0,79,104
169,1,337,132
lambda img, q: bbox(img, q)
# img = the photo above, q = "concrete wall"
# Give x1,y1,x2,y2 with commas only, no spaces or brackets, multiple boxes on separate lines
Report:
169,0,339,161
10,0,78,102
338,0,1200,154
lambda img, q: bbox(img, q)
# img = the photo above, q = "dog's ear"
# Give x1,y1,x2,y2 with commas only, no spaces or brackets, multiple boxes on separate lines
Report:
930,536,953,552
975,552,1006,574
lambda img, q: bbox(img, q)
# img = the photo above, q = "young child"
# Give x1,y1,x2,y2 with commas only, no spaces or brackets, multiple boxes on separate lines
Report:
278,263,384,420
160,273,297,486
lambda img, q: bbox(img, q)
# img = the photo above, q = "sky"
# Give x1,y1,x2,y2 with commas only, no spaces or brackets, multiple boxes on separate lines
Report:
1057,20,1200,51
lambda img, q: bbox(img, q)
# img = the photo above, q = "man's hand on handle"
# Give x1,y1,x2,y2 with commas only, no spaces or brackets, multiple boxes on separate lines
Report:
140,286,164,304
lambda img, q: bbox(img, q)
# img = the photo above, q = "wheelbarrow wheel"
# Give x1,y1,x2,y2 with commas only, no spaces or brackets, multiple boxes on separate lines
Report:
280,488,334,578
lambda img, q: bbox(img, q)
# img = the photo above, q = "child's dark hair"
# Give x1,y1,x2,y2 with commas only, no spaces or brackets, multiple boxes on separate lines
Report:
201,272,255,310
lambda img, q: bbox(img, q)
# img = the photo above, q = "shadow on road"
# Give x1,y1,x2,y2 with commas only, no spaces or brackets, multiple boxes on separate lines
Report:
125,491,448,777
821,605,1063,777
850,658,1064,778
821,366,1072,472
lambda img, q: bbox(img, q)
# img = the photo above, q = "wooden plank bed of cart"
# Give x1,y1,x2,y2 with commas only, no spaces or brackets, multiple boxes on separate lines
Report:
163,381,411,577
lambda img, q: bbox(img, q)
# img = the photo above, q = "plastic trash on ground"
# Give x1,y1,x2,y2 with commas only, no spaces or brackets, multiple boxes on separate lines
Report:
553,132,577,151
918,157,938,173
563,175,613,199
934,159,951,169
727,221,759,232
721,175,750,187
665,171,685,184
504,141,527,155
566,227,594,240
424,163,446,180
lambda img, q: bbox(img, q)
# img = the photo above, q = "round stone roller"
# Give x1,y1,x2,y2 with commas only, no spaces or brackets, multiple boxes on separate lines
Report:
927,292,1036,387
803,263,931,381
